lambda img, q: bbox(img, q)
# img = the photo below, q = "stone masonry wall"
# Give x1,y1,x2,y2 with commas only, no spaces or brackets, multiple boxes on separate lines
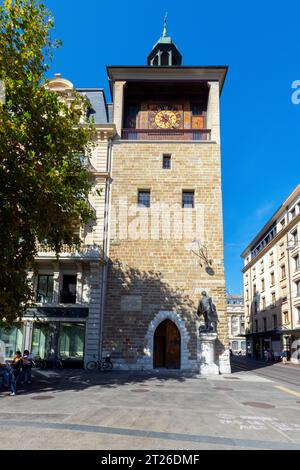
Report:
103,141,229,371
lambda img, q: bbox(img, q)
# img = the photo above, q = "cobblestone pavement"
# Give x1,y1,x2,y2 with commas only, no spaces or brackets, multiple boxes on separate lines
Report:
1,363,300,450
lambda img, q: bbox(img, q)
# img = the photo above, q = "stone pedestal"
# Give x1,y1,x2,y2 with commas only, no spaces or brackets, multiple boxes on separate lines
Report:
198,332,219,375
219,349,231,374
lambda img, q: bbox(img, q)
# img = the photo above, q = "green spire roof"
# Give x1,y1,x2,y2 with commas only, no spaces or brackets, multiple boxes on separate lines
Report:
147,14,182,66
152,14,173,49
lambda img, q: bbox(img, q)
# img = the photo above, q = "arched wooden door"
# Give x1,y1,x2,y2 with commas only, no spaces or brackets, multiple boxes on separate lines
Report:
153,319,181,369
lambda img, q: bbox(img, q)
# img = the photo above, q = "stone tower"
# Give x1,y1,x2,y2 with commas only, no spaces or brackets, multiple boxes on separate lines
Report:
102,20,230,373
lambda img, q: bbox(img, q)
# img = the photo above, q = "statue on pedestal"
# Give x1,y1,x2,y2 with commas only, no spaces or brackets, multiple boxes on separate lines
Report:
197,291,218,333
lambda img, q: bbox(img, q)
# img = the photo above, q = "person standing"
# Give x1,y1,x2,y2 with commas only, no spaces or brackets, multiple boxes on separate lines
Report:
9,351,22,396
0,360,9,389
22,350,32,384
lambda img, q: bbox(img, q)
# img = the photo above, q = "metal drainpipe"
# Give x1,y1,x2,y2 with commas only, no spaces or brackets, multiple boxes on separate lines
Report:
248,263,254,356
286,232,294,351
98,137,113,361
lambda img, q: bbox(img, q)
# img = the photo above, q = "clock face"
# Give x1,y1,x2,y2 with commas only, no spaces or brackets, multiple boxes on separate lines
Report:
154,110,179,129
150,105,182,129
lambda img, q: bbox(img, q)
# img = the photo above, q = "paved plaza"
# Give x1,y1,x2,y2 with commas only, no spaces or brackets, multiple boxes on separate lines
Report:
1,359,300,450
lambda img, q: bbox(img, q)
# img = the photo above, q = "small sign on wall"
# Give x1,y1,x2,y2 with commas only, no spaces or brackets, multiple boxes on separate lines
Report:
120,295,142,312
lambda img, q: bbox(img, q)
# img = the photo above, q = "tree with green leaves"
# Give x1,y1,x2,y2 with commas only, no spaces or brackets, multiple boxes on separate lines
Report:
0,0,95,323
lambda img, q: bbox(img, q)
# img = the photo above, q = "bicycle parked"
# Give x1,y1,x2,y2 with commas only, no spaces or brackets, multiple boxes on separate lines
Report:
33,356,63,370
86,355,113,371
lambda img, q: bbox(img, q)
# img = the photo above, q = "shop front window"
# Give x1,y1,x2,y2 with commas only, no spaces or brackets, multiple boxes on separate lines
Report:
0,325,24,359
58,322,85,360
31,323,50,359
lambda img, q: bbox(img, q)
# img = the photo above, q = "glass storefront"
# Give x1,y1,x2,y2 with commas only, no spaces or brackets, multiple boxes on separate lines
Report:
31,323,50,359
58,322,85,360
0,325,24,359
1,321,86,364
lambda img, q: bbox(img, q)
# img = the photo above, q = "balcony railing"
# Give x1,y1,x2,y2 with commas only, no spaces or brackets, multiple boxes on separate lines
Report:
36,243,104,260
122,128,211,141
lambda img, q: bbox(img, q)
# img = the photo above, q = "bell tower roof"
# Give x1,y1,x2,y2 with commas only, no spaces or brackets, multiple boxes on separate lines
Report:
147,15,182,66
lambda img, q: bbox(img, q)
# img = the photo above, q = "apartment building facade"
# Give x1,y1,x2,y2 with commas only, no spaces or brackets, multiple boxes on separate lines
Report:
241,184,300,362
227,295,246,355
0,75,116,366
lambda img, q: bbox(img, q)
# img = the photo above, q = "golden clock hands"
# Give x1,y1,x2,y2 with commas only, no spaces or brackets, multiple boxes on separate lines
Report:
162,113,175,127
160,113,169,123
164,115,175,128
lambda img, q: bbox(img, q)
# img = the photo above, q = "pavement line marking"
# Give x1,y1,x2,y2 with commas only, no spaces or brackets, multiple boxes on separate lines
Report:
275,385,300,398
0,420,299,450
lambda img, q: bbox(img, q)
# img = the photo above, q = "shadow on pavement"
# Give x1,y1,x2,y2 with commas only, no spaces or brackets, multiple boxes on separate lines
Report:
0,369,199,397
230,355,290,373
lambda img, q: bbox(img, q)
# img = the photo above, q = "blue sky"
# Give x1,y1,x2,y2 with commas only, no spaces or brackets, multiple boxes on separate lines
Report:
44,0,300,294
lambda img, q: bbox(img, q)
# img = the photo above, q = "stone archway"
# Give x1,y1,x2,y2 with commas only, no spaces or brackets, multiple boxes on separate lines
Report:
141,310,191,370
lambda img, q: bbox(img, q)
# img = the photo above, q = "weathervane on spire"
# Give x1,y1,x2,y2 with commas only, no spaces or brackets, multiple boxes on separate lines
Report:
163,12,168,37
147,12,182,66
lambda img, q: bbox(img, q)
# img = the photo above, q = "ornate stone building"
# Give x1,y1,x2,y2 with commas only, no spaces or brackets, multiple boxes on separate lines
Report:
102,22,230,373
227,295,246,355
242,184,300,362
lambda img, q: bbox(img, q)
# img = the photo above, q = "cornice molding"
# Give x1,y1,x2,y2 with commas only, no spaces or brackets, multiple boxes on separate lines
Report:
242,214,300,273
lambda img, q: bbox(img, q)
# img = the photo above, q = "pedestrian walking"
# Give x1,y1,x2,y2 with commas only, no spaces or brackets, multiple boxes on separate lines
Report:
282,349,288,364
255,343,260,360
22,350,32,384
8,351,22,396
264,349,269,362
268,350,273,361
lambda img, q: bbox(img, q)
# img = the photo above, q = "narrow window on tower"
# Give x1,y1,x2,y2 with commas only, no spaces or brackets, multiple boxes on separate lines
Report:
137,190,151,208
182,190,195,208
162,154,171,169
